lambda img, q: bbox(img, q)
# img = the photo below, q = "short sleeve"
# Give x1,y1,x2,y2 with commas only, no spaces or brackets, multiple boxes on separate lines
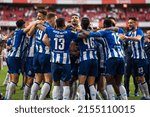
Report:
137,28,144,37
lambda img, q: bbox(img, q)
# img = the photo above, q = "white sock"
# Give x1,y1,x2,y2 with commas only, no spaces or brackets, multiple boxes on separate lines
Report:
30,82,40,100
101,89,108,100
23,84,31,100
7,82,16,100
3,73,9,85
78,84,85,100
52,86,60,100
141,82,150,98
63,86,70,100
96,91,102,100
119,85,128,100
39,82,50,100
5,82,10,98
138,83,146,97
89,85,97,100
106,84,115,100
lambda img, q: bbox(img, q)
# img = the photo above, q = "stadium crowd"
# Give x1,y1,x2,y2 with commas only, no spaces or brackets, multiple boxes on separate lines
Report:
1,4,150,22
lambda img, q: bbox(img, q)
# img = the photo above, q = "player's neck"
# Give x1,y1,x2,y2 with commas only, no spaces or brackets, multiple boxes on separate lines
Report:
57,27,64,30
131,27,137,32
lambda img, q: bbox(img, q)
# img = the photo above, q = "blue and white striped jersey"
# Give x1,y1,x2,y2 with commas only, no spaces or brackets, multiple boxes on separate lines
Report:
35,22,52,55
126,28,147,59
74,35,98,62
89,29,124,60
45,27,78,64
27,36,35,58
8,29,26,58
6,38,13,58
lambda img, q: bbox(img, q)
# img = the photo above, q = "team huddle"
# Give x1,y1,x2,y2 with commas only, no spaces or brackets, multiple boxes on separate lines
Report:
2,9,150,100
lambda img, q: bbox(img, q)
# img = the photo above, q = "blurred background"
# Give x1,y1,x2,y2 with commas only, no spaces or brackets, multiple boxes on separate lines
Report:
0,0,150,35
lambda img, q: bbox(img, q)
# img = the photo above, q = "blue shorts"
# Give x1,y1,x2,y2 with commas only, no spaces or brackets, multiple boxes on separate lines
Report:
79,59,98,77
132,59,147,77
106,57,124,77
25,57,35,77
33,53,51,73
51,63,71,81
7,57,21,74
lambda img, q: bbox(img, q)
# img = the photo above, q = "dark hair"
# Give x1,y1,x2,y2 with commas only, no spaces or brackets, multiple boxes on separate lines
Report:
128,17,137,21
38,9,47,16
16,19,25,28
81,17,90,30
56,18,65,28
103,18,112,28
47,12,56,19
108,17,116,26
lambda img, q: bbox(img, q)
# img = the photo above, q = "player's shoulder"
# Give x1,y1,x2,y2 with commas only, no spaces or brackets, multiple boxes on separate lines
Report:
136,28,144,34
136,28,143,32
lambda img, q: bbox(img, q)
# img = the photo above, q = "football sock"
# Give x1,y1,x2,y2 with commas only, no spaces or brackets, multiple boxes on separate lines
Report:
52,86,60,100
119,84,128,100
101,89,108,100
39,82,51,100
7,82,16,100
78,84,85,100
5,82,10,98
30,82,40,100
23,84,31,100
3,73,9,85
106,84,115,100
63,86,70,100
89,85,97,100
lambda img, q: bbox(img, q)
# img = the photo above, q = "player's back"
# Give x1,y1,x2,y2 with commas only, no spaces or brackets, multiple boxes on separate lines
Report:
100,30,124,59
9,29,26,58
48,29,77,64
75,35,97,62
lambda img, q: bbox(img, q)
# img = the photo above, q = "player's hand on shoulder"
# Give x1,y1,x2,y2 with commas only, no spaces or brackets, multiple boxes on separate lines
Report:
119,34,126,40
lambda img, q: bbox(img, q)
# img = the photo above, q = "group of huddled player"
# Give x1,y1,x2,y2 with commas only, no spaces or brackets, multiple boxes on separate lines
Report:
1,9,150,100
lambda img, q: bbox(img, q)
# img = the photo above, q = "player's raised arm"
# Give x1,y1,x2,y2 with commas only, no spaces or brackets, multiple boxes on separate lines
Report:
27,22,37,36
119,33,142,41
23,22,35,34
3,31,14,40
36,24,46,32
27,20,43,36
